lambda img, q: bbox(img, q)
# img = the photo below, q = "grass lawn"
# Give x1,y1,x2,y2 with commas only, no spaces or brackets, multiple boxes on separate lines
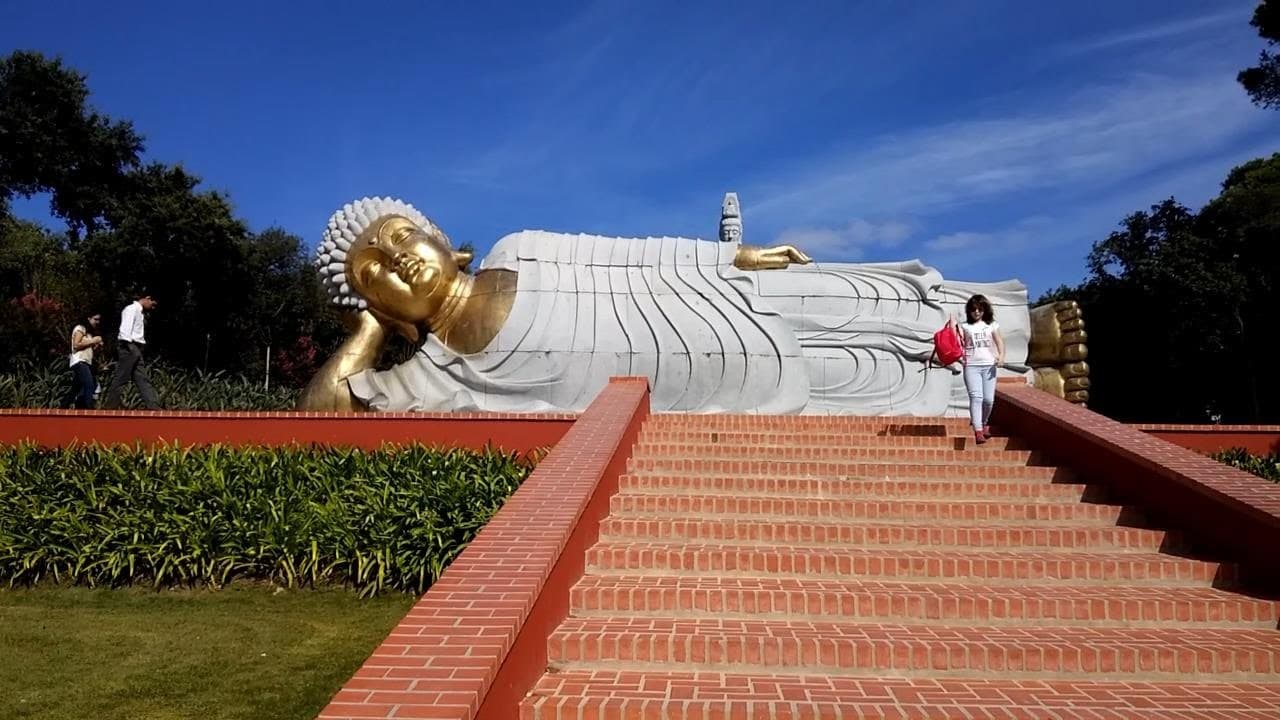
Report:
0,585,415,720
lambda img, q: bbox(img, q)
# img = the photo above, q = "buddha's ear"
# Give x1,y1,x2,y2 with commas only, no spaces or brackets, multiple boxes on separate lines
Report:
452,250,474,270
369,308,421,344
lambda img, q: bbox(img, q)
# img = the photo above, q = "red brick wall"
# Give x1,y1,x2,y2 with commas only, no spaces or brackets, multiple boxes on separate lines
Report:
994,385,1280,583
1134,423,1280,456
317,377,651,720
0,409,576,454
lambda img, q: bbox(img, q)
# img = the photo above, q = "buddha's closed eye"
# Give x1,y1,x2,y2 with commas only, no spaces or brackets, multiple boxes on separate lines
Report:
358,259,385,287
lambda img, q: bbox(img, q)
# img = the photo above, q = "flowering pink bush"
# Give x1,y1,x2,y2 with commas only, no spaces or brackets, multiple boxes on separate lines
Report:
274,334,320,388
0,292,71,369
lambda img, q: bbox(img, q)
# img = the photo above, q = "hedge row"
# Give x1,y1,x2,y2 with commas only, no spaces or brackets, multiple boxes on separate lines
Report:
0,443,540,595
0,360,299,410
1211,448,1280,483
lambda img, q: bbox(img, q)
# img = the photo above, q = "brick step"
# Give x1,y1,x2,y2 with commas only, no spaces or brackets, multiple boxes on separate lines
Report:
639,428,1017,450
521,671,1280,720
598,517,1170,551
546,617,1280,678
627,457,1067,480
618,474,1094,501
647,415,974,432
570,575,1280,627
608,494,1130,524
629,442,1035,464
585,543,1233,585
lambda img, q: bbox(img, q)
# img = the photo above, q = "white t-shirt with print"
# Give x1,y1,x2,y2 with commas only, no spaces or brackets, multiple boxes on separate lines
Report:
961,320,1000,366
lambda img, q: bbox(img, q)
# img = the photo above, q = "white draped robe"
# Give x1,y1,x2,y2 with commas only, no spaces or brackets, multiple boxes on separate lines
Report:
347,231,1030,415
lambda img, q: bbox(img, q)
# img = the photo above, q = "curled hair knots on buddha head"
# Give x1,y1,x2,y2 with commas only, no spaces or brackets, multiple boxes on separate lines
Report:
314,196,446,309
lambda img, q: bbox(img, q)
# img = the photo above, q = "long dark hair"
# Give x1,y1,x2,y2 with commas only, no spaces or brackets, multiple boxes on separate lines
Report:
78,312,102,332
965,294,994,324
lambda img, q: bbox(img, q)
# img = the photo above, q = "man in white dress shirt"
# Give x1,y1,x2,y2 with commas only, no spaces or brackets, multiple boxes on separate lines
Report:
102,291,161,409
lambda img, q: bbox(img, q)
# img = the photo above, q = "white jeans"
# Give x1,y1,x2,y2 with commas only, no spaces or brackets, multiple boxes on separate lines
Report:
963,364,997,431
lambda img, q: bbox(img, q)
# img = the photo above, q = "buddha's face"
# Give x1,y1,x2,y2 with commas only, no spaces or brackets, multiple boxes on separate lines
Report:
347,215,460,326
720,222,742,243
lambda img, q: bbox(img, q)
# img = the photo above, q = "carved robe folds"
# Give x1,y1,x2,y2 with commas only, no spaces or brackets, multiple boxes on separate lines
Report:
347,231,1030,415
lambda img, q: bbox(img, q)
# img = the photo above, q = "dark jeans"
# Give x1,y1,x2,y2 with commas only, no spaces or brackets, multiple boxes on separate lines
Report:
59,361,97,409
103,342,160,409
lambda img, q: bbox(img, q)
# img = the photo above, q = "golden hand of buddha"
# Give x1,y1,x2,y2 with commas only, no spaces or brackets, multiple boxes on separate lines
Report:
734,243,814,270
296,310,387,412
1029,300,1090,404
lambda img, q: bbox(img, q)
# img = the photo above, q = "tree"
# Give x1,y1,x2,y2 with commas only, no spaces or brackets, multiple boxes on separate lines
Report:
0,218,64,297
1032,284,1076,306
80,163,251,368
1051,156,1280,423
1197,153,1280,417
1239,0,1280,109
236,227,345,382
0,51,142,235
0,50,347,388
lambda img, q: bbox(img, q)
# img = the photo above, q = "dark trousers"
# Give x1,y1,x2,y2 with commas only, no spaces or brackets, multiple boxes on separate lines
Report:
103,341,160,409
59,362,97,409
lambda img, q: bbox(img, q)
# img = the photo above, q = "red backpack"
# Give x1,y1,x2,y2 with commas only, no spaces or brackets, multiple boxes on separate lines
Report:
931,322,964,367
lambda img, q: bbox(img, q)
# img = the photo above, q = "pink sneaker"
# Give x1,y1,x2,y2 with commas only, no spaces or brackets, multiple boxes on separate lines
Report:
974,430,987,445
983,425,991,437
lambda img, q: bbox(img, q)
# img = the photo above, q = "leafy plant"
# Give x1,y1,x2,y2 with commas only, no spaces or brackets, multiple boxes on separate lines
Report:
1211,447,1280,483
0,360,299,410
0,443,540,596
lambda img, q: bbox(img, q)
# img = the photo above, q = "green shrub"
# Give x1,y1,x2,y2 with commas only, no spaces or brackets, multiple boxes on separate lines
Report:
1211,447,1280,483
0,360,299,410
0,443,540,596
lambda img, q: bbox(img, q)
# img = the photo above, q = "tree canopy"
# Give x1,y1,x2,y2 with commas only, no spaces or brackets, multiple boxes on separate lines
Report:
0,51,341,384
1239,0,1280,109
1040,154,1280,423
0,51,143,234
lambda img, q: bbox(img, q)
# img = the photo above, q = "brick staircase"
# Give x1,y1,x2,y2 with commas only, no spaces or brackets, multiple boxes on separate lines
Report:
519,415,1280,719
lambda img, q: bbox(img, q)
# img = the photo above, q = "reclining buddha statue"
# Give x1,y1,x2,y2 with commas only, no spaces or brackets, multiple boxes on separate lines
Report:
298,194,1088,414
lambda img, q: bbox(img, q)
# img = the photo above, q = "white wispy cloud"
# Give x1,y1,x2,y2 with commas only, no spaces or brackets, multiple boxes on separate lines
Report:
915,136,1280,288
1053,7,1244,57
774,218,915,259
927,231,992,252
922,215,1055,264
750,65,1266,228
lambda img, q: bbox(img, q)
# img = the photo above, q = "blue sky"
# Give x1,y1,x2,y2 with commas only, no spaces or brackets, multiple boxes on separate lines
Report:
4,0,1276,297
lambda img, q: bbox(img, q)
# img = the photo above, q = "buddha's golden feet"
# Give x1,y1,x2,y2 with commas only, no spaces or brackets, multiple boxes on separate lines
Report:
1028,300,1090,405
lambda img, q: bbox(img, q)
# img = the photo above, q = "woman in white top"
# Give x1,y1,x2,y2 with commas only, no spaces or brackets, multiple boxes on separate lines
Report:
60,313,103,409
959,295,1006,444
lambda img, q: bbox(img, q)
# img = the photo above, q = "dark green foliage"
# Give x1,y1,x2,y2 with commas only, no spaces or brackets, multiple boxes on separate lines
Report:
0,51,346,385
0,360,299,410
1211,448,1280,483
0,52,143,235
0,443,540,596
1032,284,1077,307
1239,0,1280,109
1051,154,1280,423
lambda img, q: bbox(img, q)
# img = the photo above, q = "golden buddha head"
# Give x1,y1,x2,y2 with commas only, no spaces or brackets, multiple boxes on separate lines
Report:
316,197,473,338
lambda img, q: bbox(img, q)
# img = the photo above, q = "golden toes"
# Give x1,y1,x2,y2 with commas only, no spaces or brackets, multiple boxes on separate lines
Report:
1064,377,1090,392
1062,344,1088,362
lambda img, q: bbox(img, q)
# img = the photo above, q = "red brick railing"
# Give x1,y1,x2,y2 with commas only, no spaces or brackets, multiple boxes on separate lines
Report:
1133,423,1280,456
0,408,576,454
317,376,651,720
995,384,1280,582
